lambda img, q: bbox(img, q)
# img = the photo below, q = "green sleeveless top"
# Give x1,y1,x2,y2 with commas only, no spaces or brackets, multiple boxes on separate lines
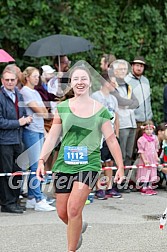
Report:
52,99,111,174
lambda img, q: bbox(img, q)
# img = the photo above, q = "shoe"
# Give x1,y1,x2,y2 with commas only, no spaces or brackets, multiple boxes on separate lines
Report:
106,188,122,198
42,194,55,205
148,188,157,195
118,188,131,193
140,188,152,196
1,204,23,214
82,221,88,233
42,198,55,205
16,202,26,212
45,198,55,205
95,190,108,200
85,199,90,205
145,189,155,195
17,204,26,212
76,221,88,250
26,198,36,209
140,188,146,195
76,234,83,250
35,200,56,211
20,192,28,198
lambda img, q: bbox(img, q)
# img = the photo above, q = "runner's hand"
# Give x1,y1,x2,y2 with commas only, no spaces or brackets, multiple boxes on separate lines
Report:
114,167,125,184
36,160,45,181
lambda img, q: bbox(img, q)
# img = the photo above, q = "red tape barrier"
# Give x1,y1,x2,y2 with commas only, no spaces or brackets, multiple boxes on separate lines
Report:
0,171,53,177
102,163,167,171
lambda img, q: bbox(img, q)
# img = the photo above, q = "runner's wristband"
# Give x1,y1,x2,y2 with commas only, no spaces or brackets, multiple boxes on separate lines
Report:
39,159,45,165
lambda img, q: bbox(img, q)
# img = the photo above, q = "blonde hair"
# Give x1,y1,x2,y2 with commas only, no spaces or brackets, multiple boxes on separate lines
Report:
21,66,39,85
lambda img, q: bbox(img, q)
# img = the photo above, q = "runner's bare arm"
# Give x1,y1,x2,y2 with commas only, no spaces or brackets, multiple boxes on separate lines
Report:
37,109,62,179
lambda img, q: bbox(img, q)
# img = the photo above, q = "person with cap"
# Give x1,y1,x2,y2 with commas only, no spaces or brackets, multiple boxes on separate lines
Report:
36,65,57,102
35,65,58,129
35,65,59,181
124,56,153,161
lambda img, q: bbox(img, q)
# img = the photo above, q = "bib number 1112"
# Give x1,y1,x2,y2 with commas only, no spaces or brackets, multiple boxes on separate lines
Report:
64,146,88,165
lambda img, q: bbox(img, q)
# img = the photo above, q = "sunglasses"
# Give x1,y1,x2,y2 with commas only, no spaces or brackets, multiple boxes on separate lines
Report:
4,79,16,82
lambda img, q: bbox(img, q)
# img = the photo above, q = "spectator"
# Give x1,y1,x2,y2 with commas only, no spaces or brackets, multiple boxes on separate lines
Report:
155,123,167,188
91,72,121,199
0,67,32,213
36,65,56,103
155,123,167,158
136,121,159,195
35,65,56,130
125,56,153,160
163,84,167,122
2,63,23,90
48,55,71,96
53,55,71,73
35,65,57,183
110,59,139,192
100,53,116,72
20,66,56,212
112,60,138,166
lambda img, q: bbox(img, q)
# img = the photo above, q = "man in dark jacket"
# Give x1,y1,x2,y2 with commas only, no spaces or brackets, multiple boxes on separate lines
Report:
0,67,32,213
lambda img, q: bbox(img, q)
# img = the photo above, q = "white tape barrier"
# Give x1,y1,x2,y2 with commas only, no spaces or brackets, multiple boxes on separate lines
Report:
0,163,167,177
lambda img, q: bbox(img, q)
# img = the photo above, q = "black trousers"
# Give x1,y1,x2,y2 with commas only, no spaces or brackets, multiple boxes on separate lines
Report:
0,144,23,206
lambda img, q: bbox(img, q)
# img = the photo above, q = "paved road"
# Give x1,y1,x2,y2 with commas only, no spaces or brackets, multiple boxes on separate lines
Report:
0,187,167,252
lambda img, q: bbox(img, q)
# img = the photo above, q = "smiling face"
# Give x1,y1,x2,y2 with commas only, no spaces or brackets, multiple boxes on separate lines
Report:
70,68,91,96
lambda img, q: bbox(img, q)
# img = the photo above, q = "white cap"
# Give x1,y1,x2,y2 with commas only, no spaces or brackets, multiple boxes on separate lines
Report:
41,65,55,74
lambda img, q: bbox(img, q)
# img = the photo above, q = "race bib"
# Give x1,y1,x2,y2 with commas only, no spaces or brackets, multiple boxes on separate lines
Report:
64,146,88,165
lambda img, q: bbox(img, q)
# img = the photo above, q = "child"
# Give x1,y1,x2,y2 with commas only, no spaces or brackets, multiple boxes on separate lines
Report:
161,127,167,163
136,120,159,195
155,123,167,188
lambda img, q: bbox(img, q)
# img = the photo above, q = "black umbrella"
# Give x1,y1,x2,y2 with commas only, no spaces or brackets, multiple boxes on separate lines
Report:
23,34,94,58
